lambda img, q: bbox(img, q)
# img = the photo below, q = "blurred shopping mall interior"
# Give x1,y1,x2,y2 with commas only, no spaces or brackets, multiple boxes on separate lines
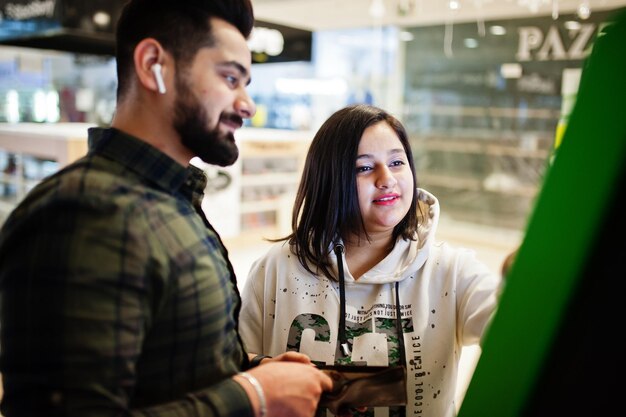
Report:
2,0,626,411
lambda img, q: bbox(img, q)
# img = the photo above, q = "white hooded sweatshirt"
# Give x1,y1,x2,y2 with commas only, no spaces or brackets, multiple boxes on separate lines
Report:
239,189,501,417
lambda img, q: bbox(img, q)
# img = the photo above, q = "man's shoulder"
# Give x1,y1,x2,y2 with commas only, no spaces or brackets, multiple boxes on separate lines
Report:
7,155,168,222
27,158,127,201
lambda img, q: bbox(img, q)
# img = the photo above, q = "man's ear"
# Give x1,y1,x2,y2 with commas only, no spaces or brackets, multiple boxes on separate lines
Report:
134,38,169,95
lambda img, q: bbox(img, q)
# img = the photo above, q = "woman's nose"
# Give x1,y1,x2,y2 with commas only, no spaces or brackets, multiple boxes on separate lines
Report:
376,167,397,189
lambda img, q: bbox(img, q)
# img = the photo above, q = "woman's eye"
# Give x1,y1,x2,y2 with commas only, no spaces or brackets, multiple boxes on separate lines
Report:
356,166,371,173
390,160,406,167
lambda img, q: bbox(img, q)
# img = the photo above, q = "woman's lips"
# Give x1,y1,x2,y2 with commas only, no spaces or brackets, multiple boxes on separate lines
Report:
373,194,400,205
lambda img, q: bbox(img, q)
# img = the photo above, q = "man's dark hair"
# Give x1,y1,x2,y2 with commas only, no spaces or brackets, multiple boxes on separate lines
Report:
115,0,254,99
284,104,421,280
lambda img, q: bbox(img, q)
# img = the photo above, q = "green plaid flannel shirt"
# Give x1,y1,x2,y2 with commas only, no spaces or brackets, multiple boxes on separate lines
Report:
0,128,253,417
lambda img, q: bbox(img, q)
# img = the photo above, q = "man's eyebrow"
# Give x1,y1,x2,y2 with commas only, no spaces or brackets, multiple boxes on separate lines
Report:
218,61,252,86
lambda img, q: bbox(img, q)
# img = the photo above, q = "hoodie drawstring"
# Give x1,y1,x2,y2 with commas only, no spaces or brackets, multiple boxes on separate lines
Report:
394,280,406,367
333,244,406,368
334,244,352,356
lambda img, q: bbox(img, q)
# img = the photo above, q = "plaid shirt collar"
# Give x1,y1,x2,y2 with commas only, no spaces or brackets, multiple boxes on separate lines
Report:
87,127,208,202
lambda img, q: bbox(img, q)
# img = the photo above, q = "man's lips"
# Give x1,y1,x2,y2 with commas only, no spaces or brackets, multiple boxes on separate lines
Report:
220,115,243,131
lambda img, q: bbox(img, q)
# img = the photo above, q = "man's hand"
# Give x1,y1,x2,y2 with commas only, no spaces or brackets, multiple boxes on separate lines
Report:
247,361,333,417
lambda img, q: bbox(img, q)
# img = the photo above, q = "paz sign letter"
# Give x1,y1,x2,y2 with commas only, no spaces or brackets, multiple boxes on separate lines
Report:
516,23,596,62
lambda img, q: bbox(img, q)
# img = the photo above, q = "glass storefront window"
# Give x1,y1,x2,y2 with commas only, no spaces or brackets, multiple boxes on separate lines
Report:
401,10,617,229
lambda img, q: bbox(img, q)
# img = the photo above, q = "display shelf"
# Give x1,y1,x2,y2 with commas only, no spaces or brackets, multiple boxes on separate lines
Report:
0,125,312,239
241,172,300,187
240,199,284,214
235,128,311,237
419,173,538,198
0,123,93,219
416,138,550,159
412,131,551,200
409,104,560,120
0,123,92,166
195,128,311,239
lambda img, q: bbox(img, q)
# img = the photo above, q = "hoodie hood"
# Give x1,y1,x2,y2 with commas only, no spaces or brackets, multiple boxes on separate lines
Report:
332,187,440,285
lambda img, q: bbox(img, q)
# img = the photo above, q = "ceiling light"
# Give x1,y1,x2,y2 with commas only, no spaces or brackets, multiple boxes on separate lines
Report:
577,2,591,20
369,0,386,19
93,11,111,28
6,90,20,123
489,25,507,36
248,27,285,57
45,91,60,123
33,90,47,122
564,20,582,30
397,0,415,16
275,78,348,96
552,0,560,19
501,63,523,79
399,31,414,41
523,0,546,14
464,38,478,48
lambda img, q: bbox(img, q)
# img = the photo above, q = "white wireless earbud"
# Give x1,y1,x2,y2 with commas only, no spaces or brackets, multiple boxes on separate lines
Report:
151,63,166,94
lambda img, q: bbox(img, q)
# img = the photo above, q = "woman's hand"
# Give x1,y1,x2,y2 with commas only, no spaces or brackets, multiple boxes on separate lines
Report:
269,351,314,365
249,351,315,367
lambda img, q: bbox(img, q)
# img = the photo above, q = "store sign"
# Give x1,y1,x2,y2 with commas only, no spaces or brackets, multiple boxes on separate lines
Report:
251,20,312,64
1,0,56,20
1,0,122,32
404,9,619,89
0,0,125,55
249,26,285,57
516,23,597,61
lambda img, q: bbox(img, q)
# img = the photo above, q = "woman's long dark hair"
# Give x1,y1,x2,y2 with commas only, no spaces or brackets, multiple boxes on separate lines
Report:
278,104,420,280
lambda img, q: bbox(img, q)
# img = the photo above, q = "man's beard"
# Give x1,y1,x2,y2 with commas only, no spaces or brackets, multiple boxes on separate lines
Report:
173,76,240,167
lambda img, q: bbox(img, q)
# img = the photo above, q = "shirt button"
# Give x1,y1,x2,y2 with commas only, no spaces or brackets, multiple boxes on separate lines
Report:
50,391,63,405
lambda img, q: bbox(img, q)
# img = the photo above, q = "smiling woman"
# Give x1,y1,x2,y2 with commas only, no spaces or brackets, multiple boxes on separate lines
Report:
239,104,504,417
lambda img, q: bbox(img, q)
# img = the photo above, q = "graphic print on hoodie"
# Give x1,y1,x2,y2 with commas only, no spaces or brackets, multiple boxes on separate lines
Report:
239,189,501,417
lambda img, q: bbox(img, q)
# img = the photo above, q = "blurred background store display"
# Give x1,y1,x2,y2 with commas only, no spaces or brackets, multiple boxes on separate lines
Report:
2,0,624,232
